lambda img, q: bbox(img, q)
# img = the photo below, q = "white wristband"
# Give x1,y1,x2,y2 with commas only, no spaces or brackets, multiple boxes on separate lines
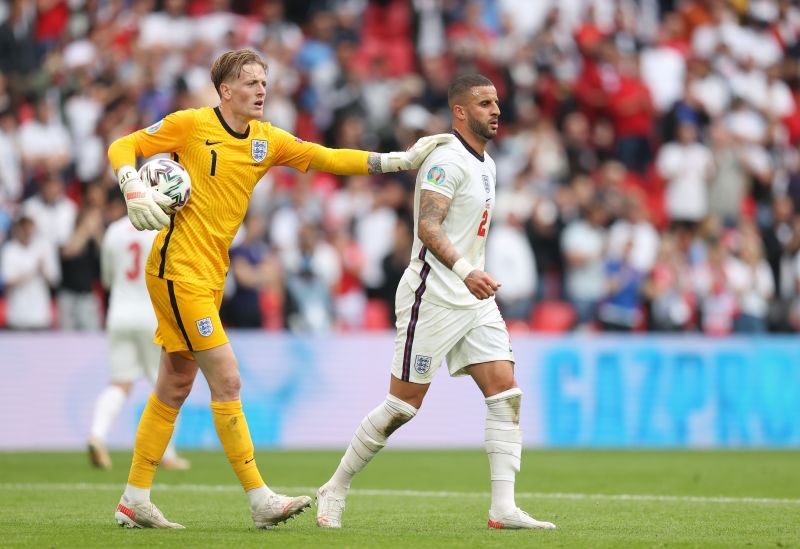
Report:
117,165,138,190
452,258,474,280
379,152,405,173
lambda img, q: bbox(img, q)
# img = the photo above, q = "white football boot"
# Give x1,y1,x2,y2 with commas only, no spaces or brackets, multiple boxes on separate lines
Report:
115,494,185,528
488,507,556,530
88,437,112,470
315,484,346,528
251,493,312,529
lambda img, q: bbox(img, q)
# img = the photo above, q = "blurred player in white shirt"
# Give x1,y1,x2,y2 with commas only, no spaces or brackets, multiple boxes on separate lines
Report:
316,75,556,531
87,210,189,470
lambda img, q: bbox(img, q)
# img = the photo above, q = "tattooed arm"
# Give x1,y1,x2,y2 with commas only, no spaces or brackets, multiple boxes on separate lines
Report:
417,190,460,268
367,153,382,175
417,190,500,299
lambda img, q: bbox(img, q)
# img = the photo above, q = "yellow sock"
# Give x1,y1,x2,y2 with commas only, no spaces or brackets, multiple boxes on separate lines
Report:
211,399,265,491
127,393,179,488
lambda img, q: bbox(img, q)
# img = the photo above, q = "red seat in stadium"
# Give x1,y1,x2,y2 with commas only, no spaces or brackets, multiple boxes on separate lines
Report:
363,299,391,331
50,299,59,329
259,289,284,331
529,300,576,333
506,319,530,333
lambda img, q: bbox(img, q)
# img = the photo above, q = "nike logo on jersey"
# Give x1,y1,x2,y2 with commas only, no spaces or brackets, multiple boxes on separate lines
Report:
245,458,254,464
205,139,222,145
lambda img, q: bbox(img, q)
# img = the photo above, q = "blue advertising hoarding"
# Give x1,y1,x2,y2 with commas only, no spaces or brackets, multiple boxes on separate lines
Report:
1,333,798,449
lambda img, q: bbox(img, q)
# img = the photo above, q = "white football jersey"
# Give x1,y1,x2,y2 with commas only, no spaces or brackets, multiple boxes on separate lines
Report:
102,218,158,331
403,133,496,309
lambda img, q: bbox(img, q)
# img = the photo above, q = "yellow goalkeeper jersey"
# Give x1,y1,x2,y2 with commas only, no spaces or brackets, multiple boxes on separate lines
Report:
128,106,321,289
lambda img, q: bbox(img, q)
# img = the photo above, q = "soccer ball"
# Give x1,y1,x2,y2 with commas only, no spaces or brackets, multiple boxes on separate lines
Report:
138,158,192,214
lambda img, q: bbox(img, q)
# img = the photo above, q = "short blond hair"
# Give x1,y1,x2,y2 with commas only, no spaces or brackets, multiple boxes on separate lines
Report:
210,49,268,97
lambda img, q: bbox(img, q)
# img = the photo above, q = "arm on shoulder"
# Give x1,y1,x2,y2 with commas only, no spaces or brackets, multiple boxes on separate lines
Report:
305,133,456,176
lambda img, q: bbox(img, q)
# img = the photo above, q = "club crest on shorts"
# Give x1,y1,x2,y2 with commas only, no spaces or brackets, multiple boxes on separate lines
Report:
414,355,432,374
251,139,268,162
195,317,214,337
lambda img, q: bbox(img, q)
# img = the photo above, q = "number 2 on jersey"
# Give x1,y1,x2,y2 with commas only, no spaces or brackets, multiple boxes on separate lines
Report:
125,241,142,280
477,209,489,237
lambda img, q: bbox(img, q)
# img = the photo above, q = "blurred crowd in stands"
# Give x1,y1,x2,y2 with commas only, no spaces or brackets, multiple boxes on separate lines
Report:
2,0,800,335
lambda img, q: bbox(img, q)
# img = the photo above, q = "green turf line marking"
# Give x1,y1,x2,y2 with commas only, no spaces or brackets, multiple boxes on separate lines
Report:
1,483,799,505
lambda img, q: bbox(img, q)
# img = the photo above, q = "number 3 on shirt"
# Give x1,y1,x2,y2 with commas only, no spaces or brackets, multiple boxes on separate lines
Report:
477,209,489,237
126,241,141,280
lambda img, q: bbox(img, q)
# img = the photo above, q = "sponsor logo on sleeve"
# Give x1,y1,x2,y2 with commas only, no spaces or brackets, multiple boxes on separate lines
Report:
251,139,268,162
426,166,446,185
145,120,163,134
196,317,214,337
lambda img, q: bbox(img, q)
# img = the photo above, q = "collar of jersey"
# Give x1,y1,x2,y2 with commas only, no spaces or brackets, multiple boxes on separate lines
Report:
214,106,251,139
452,128,484,162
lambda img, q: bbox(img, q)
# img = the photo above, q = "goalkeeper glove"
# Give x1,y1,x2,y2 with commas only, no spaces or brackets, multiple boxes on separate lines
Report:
380,133,455,172
117,165,172,231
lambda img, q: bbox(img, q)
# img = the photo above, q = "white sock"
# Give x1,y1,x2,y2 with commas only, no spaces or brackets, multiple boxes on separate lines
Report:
485,388,523,515
124,484,151,504
328,394,417,491
162,416,183,461
492,480,516,514
247,484,277,509
162,439,178,461
90,385,127,441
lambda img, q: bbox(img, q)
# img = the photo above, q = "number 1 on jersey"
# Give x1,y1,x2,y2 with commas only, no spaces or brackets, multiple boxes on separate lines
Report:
210,149,217,176
477,209,488,237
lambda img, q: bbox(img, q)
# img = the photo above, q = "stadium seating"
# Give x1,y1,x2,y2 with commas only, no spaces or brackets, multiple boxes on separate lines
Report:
363,299,391,331
529,301,576,333
259,290,284,331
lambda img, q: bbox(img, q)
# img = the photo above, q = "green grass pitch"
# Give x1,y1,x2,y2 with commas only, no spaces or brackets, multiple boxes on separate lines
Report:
1,449,798,547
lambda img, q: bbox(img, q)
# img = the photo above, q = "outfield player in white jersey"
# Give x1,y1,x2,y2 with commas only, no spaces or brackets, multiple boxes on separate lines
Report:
87,212,189,471
316,74,556,531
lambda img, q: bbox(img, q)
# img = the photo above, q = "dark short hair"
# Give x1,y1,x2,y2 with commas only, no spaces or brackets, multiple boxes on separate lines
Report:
14,213,34,226
447,74,494,108
210,49,268,97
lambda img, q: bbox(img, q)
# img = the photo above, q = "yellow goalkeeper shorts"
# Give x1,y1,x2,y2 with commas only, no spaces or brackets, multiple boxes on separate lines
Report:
146,274,228,359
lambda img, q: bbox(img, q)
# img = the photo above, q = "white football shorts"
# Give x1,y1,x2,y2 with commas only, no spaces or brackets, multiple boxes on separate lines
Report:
391,280,514,384
108,329,162,383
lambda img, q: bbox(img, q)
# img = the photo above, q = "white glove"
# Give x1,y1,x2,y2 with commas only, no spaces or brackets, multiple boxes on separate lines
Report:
380,133,456,172
117,165,172,231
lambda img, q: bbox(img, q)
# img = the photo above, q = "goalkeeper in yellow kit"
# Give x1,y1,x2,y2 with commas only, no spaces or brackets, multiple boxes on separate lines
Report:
107,49,453,530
